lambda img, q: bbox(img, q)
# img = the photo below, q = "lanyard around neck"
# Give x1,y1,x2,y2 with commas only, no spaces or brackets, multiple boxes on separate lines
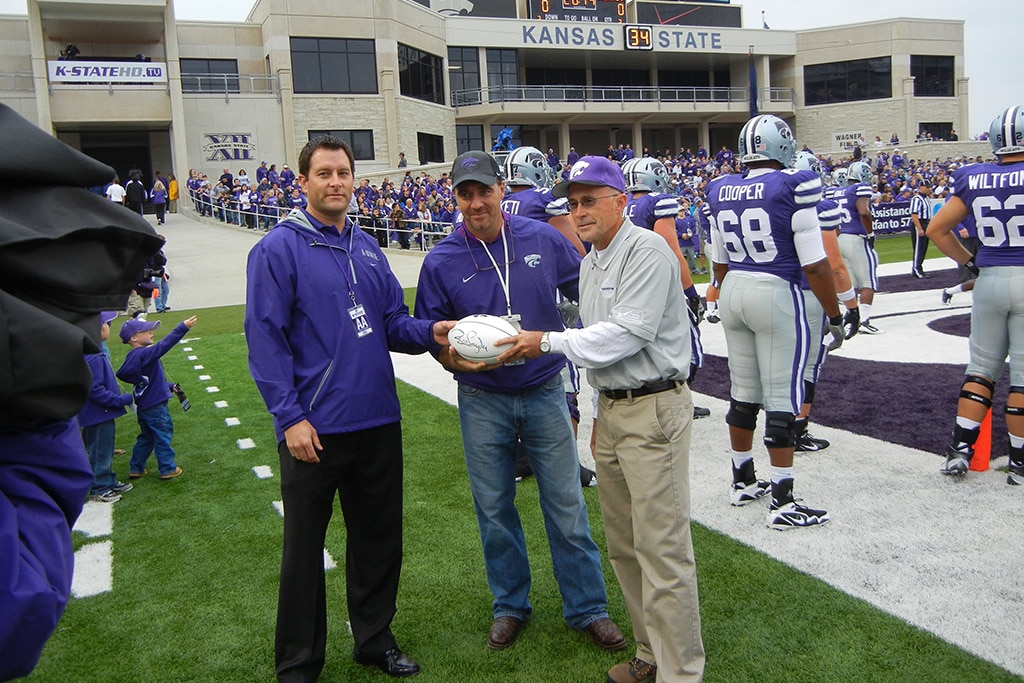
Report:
476,224,512,318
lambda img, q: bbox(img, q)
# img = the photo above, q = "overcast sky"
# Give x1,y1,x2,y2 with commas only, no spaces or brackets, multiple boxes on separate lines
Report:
3,0,1014,135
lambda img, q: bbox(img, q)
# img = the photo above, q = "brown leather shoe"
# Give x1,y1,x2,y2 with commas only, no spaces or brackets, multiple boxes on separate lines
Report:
607,657,657,683
583,617,627,651
486,616,523,650
159,466,183,480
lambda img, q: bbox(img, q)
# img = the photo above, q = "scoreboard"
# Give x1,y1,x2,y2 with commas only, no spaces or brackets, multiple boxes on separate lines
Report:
527,0,627,23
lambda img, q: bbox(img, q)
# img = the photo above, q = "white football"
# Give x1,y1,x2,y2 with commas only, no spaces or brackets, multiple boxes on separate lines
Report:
448,314,518,364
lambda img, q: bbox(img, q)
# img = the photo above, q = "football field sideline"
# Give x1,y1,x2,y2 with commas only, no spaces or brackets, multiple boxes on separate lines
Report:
391,258,1024,677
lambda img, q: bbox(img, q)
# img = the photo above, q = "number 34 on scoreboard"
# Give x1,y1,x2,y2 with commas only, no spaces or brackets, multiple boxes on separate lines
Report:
624,24,654,51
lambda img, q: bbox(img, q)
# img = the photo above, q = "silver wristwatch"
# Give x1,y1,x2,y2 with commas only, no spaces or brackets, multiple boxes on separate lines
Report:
539,331,551,354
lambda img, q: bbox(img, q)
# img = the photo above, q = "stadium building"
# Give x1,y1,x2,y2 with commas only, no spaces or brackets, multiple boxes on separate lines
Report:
0,0,968,183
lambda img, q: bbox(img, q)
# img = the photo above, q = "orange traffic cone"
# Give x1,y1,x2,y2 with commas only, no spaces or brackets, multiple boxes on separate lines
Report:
969,409,993,472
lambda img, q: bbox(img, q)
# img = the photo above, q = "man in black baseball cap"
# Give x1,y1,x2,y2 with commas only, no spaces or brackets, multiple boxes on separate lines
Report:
450,150,503,188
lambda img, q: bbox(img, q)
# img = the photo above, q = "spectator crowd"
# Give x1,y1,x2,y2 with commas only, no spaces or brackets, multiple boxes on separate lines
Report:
180,139,993,256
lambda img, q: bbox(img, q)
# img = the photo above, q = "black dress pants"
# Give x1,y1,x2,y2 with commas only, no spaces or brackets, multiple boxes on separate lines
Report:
275,422,404,682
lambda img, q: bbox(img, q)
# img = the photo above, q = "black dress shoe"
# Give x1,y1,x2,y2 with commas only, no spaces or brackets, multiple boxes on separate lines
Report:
354,647,420,678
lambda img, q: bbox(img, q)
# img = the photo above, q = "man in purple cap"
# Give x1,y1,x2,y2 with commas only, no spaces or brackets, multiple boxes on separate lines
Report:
498,155,705,683
415,150,626,655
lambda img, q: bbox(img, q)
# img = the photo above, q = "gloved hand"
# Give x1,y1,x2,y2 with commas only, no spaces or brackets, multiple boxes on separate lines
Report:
964,257,980,278
863,233,875,248
843,306,861,340
687,295,705,326
825,314,845,352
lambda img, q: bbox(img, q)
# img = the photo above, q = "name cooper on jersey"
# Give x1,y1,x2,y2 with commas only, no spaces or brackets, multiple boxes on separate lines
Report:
716,183,766,202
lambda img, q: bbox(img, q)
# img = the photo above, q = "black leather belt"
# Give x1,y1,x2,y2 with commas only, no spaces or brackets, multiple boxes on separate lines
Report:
601,379,682,400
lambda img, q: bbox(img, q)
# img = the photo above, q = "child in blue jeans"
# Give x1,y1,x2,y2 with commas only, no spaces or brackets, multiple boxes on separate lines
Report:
79,311,135,503
116,315,197,481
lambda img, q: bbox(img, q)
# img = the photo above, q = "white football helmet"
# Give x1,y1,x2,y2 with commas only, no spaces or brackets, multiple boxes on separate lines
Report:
622,157,670,193
737,115,796,166
792,150,824,180
988,105,1024,156
847,161,873,185
504,146,552,188
831,168,848,186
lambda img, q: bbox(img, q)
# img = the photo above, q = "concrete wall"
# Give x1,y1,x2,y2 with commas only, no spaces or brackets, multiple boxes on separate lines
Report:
793,18,966,153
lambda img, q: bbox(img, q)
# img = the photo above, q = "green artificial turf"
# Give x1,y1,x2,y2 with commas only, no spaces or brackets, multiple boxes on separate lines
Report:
34,303,1016,682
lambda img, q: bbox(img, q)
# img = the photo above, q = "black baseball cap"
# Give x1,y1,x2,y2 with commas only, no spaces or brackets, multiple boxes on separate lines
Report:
451,151,502,189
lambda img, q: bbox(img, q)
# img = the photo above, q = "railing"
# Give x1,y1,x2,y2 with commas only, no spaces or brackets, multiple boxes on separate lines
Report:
0,71,35,92
181,194,451,252
180,73,279,101
453,84,795,108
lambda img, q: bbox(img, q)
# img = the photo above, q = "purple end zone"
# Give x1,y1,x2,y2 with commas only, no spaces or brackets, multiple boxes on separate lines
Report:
698,327,1010,458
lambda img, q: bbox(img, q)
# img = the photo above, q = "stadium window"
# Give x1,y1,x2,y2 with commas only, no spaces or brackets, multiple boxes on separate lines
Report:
911,55,954,97
449,47,481,105
180,58,239,93
291,37,377,95
457,125,484,155
399,44,445,105
487,49,519,89
803,56,891,105
417,132,445,164
307,130,375,161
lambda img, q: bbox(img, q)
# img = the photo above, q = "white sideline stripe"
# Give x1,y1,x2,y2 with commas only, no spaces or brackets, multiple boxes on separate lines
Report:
272,500,285,517
188,355,198,360
71,540,112,598
205,386,220,393
237,437,256,449
389,271,1024,678
73,499,114,537
182,337,201,342
253,465,273,479
199,375,212,380
193,365,205,370
182,347,193,351
214,400,229,408
225,417,241,426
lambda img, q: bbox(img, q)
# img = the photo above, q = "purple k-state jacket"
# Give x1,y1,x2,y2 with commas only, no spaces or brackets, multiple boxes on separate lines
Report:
415,211,581,394
78,351,133,427
245,208,437,442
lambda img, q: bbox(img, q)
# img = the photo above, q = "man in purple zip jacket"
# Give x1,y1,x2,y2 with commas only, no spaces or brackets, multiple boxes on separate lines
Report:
245,135,455,681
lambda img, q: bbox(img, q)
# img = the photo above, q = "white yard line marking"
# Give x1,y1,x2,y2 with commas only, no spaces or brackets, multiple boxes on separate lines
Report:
71,540,112,598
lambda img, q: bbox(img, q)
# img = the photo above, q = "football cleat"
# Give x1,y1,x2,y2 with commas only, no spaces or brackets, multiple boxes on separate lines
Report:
941,290,954,306
730,459,769,506
1007,463,1024,486
794,430,830,452
859,321,883,334
731,479,770,506
940,447,972,476
706,312,720,324
767,500,831,530
693,405,711,419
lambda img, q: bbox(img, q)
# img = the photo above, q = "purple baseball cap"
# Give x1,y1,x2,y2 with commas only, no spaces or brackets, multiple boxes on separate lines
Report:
120,317,161,343
450,151,502,189
552,156,625,197
100,310,119,325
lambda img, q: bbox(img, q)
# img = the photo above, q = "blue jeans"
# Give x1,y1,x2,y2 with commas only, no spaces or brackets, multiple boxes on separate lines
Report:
130,402,177,476
457,374,608,628
82,420,117,494
156,277,170,312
